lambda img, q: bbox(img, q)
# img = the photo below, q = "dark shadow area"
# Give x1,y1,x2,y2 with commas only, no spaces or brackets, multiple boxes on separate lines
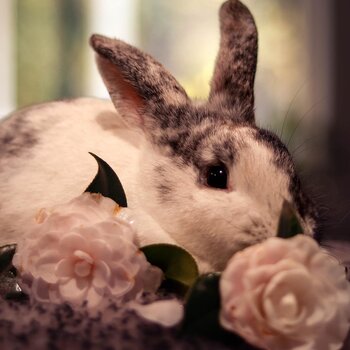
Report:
322,0,350,241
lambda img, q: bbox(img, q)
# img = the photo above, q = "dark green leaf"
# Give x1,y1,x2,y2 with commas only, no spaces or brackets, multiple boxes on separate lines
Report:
182,273,221,334
141,244,199,297
0,244,28,301
181,273,244,346
85,152,127,207
5,289,29,301
0,244,16,274
277,200,303,238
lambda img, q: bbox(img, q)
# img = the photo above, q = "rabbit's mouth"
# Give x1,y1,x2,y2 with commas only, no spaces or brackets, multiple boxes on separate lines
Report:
158,208,277,273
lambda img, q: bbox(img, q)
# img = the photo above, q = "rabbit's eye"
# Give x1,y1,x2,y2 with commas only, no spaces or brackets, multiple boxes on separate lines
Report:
206,165,228,189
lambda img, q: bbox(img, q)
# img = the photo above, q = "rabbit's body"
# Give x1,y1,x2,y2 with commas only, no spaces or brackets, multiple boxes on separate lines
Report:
0,0,317,272
0,98,177,243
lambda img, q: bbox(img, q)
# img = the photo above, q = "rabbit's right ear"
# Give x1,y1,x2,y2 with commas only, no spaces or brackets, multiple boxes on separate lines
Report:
90,35,189,130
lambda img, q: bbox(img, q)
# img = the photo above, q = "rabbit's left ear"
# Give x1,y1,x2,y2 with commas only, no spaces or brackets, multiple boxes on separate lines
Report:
209,0,258,124
90,34,189,130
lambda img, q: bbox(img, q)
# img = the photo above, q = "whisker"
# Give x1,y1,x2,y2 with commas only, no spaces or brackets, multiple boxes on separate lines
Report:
337,209,350,226
315,203,350,237
280,80,308,141
291,137,315,156
287,98,324,147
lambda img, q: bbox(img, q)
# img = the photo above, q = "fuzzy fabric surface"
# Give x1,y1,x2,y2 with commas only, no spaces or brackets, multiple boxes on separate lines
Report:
1,294,350,350
0,294,255,350
0,298,350,350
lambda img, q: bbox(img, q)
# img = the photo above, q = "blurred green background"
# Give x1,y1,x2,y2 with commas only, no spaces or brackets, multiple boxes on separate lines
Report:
15,0,315,157
16,0,88,106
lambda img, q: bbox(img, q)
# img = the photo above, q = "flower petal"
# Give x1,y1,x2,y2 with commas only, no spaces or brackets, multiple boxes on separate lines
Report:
109,265,134,297
34,250,61,283
89,239,112,261
92,260,111,289
59,277,89,303
73,250,93,264
86,286,104,309
128,299,184,327
56,258,74,278
46,213,86,232
263,268,314,333
59,233,88,256
141,265,163,293
48,284,61,304
32,278,50,302
74,260,92,278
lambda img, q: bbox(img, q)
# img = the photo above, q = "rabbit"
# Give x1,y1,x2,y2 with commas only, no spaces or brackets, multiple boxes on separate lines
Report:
0,0,318,272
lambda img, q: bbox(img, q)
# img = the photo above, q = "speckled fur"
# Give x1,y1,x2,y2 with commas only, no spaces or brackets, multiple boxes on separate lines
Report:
209,0,257,121
0,110,38,160
0,0,317,272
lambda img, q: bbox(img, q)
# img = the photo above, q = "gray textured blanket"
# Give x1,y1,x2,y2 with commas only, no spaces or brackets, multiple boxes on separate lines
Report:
0,296,252,350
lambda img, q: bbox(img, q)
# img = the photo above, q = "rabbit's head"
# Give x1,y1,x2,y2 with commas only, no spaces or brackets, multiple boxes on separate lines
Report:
90,0,318,270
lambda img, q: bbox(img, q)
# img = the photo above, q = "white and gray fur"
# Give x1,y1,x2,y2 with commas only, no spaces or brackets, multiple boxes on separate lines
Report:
0,0,317,272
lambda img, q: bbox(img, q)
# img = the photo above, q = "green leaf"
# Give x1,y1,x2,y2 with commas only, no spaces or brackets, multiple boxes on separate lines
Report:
277,200,303,238
0,244,16,274
85,152,127,207
141,244,199,297
181,273,243,346
182,273,221,334
0,244,28,301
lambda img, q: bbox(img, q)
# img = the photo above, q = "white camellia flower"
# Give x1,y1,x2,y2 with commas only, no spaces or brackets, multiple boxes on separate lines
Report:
219,235,350,350
13,193,162,310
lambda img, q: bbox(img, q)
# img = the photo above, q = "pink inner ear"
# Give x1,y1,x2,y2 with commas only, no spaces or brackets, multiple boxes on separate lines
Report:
96,55,145,127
